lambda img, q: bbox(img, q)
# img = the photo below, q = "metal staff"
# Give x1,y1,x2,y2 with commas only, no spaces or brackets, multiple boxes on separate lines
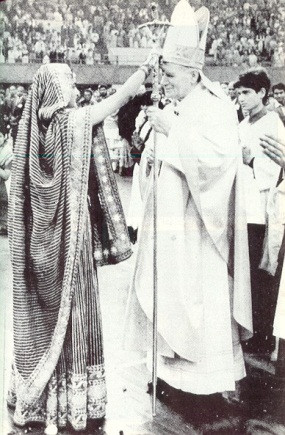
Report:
139,4,170,417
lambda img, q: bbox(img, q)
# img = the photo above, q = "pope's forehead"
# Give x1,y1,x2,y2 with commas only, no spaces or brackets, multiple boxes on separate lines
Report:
161,61,194,73
160,62,178,72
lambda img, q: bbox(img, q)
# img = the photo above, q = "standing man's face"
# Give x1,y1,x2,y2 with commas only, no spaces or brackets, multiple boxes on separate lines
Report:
228,84,236,101
161,63,197,101
17,86,25,97
84,91,92,102
99,87,107,98
273,88,285,105
237,86,265,114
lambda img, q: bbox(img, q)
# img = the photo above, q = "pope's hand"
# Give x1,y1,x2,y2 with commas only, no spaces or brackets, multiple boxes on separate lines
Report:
260,134,285,169
242,146,252,165
146,107,170,136
145,145,154,166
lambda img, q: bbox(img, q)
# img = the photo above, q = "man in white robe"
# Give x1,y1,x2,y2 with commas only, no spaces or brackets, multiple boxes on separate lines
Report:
235,68,284,356
260,134,285,386
124,0,253,397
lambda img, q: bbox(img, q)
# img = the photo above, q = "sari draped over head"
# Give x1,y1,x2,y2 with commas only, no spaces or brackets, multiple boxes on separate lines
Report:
8,63,131,430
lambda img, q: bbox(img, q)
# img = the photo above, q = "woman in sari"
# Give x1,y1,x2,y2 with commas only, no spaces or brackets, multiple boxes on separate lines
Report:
7,60,154,433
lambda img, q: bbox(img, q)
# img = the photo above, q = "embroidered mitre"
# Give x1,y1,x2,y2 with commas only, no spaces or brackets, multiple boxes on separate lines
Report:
162,0,210,69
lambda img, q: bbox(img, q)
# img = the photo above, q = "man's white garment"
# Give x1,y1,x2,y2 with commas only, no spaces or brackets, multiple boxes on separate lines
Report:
124,81,253,394
239,111,284,225
268,179,285,340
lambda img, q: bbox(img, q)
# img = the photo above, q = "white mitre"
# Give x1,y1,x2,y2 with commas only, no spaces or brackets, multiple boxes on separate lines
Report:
162,0,210,70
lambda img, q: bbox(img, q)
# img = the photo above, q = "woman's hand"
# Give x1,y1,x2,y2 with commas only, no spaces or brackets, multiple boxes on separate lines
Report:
141,47,161,73
260,134,285,169
146,107,170,136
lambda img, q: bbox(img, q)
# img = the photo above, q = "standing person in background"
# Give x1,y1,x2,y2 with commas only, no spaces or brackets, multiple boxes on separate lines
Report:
272,83,285,107
228,81,244,122
124,0,252,405
0,130,12,235
7,55,156,434
0,90,10,135
78,88,93,107
234,68,285,356
96,84,108,102
260,134,285,389
127,91,166,242
9,85,26,144
272,82,285,126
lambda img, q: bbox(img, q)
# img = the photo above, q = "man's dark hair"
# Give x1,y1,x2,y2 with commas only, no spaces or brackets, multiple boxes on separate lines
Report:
272,82,285,93
234,68,271,104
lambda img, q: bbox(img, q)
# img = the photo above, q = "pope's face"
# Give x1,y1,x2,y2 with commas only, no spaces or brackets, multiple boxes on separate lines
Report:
161,63,195,101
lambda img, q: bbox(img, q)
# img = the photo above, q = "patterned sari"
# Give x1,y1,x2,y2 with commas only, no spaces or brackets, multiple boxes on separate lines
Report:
7,64,132,431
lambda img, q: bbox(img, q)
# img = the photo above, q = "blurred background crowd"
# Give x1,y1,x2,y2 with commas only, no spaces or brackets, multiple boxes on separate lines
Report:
0,0,284,67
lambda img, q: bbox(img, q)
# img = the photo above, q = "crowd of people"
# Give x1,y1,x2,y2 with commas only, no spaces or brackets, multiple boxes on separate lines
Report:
0,0,284,66
206,0,285,67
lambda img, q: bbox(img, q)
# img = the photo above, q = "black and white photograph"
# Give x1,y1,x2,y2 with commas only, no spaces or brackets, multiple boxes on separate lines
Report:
0,0,284,433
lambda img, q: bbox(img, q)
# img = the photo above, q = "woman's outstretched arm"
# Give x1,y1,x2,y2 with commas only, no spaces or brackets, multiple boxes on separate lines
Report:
77,58,155,126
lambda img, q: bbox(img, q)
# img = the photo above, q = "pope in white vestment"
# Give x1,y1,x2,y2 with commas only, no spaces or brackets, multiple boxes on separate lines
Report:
123,0,253,395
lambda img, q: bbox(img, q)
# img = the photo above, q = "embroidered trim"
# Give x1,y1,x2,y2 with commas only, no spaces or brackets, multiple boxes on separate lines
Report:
11,107,92,408
8,364,106,431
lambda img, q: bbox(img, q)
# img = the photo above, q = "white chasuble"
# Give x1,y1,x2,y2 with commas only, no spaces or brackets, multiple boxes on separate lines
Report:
123,83,252,394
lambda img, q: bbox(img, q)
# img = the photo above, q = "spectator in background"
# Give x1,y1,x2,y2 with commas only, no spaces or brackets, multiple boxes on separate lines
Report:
273,83,285,107
34,37,46,62
86,48,94,65
248,49,258,67
272,83,285,126
97,84,108,102
0,130,12,235
228,81,244,122
79,88,93,107
21,43,29,63
9,85,26,144
0,90,9,135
